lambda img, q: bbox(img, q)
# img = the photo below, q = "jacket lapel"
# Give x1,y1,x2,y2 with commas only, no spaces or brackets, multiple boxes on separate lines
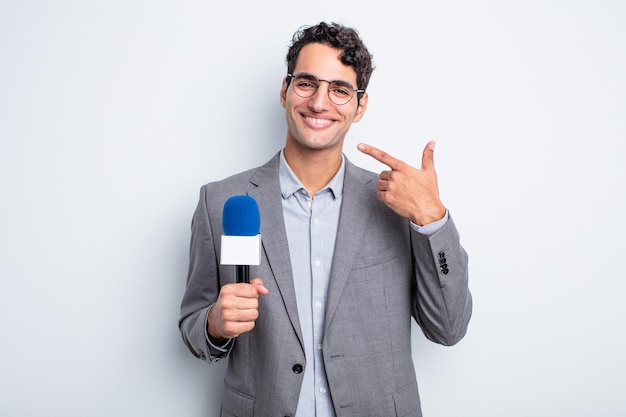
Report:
324,160,375,332
247,153,304,351
246,155,375,349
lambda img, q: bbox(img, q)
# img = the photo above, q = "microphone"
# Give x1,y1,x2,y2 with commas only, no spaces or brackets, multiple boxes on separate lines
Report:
221,195,261,283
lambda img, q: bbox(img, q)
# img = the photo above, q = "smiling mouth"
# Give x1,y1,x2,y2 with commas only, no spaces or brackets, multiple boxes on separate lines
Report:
304,115,333,127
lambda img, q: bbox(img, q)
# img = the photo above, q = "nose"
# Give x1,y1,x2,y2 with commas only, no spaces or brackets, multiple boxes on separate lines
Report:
307,80,332,111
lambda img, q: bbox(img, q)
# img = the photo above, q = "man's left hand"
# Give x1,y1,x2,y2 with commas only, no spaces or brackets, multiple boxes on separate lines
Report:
357,141,446,226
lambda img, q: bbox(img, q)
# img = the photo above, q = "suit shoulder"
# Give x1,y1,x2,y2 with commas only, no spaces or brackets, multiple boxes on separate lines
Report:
204,166,259,187
199,153,280,196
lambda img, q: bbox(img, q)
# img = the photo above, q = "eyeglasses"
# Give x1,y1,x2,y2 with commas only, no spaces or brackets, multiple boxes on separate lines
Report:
287,73,364,105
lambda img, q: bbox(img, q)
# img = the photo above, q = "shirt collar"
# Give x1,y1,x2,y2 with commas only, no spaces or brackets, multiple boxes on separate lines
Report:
279,149,345,200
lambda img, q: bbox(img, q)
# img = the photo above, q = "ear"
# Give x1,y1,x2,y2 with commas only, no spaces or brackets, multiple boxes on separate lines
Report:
352,92,368,122
280,78,288,108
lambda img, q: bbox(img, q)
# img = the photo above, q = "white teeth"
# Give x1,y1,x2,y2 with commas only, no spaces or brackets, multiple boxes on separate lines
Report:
305,116,332,125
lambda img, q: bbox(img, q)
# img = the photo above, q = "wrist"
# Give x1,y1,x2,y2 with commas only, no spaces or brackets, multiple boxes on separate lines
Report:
207,305,227,344
411,205,446,226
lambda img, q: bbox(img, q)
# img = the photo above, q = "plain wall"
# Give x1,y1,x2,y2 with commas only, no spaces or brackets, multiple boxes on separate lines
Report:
1,1,625,416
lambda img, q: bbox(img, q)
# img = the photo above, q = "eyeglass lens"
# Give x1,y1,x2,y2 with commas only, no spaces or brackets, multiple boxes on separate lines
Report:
291,74,356,105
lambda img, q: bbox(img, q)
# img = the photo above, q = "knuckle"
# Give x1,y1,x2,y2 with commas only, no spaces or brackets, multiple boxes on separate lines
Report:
221,284,236,296
222,310,236,321
223,322,237,336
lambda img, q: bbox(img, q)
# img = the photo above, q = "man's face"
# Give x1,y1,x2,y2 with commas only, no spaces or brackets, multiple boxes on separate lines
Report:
280,42,368,154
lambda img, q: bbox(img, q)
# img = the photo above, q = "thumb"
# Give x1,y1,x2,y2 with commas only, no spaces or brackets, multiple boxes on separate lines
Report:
421,141,436,171
250,277,269,295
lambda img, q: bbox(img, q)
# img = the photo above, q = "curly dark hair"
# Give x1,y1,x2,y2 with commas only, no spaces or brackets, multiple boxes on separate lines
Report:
285,22,375,99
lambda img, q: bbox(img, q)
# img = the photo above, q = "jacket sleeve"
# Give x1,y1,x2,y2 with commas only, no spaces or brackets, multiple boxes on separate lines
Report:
178,185,231,362
410,213,472,346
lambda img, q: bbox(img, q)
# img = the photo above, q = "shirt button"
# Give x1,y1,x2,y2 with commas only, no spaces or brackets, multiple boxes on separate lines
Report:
315,301,322,308
320,388,327,394
317,344,323,350
313,218,319,224
314,260,321,266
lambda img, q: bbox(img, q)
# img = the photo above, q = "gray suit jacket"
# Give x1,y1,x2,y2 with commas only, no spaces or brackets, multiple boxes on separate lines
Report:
179,153,472,417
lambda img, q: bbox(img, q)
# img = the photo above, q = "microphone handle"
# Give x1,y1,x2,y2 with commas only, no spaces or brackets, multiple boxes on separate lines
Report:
236,265,250,284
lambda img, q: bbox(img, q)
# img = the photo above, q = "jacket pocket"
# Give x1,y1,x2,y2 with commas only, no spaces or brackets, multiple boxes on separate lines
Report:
221,383,254,417
392,382,422,417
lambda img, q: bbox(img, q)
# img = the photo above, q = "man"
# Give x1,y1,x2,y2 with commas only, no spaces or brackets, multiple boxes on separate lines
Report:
179,22,472,417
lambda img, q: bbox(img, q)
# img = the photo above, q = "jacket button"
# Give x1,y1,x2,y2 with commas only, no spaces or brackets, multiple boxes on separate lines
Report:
292,363,304,374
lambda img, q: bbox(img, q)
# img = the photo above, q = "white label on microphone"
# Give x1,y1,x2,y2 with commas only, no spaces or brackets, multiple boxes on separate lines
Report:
220,235,261,265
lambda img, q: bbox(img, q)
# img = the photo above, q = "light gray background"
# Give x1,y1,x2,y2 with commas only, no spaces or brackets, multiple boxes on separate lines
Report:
1,1,625,416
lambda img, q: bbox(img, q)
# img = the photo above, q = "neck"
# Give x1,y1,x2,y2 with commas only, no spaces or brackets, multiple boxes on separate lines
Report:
283,146,342,196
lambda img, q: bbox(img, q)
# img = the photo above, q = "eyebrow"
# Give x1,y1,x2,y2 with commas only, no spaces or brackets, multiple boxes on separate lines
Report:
295,72,355,89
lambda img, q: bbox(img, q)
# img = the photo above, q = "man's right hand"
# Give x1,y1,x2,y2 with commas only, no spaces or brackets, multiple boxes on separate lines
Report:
207,277,269,344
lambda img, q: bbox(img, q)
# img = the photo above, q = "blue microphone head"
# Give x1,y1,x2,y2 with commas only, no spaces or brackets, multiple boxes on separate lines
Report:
222,195,261,236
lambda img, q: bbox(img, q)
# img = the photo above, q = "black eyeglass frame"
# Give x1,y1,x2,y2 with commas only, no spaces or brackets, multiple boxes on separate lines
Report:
286,73,365,105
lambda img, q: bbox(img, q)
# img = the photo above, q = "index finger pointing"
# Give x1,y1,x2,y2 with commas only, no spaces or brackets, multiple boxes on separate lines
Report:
357,143,405,170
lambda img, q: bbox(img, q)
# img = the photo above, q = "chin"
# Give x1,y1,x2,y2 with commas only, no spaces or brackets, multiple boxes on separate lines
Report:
304,138,340,150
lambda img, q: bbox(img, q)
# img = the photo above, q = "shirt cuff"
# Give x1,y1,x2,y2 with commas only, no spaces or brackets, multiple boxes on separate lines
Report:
410,210,449,235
